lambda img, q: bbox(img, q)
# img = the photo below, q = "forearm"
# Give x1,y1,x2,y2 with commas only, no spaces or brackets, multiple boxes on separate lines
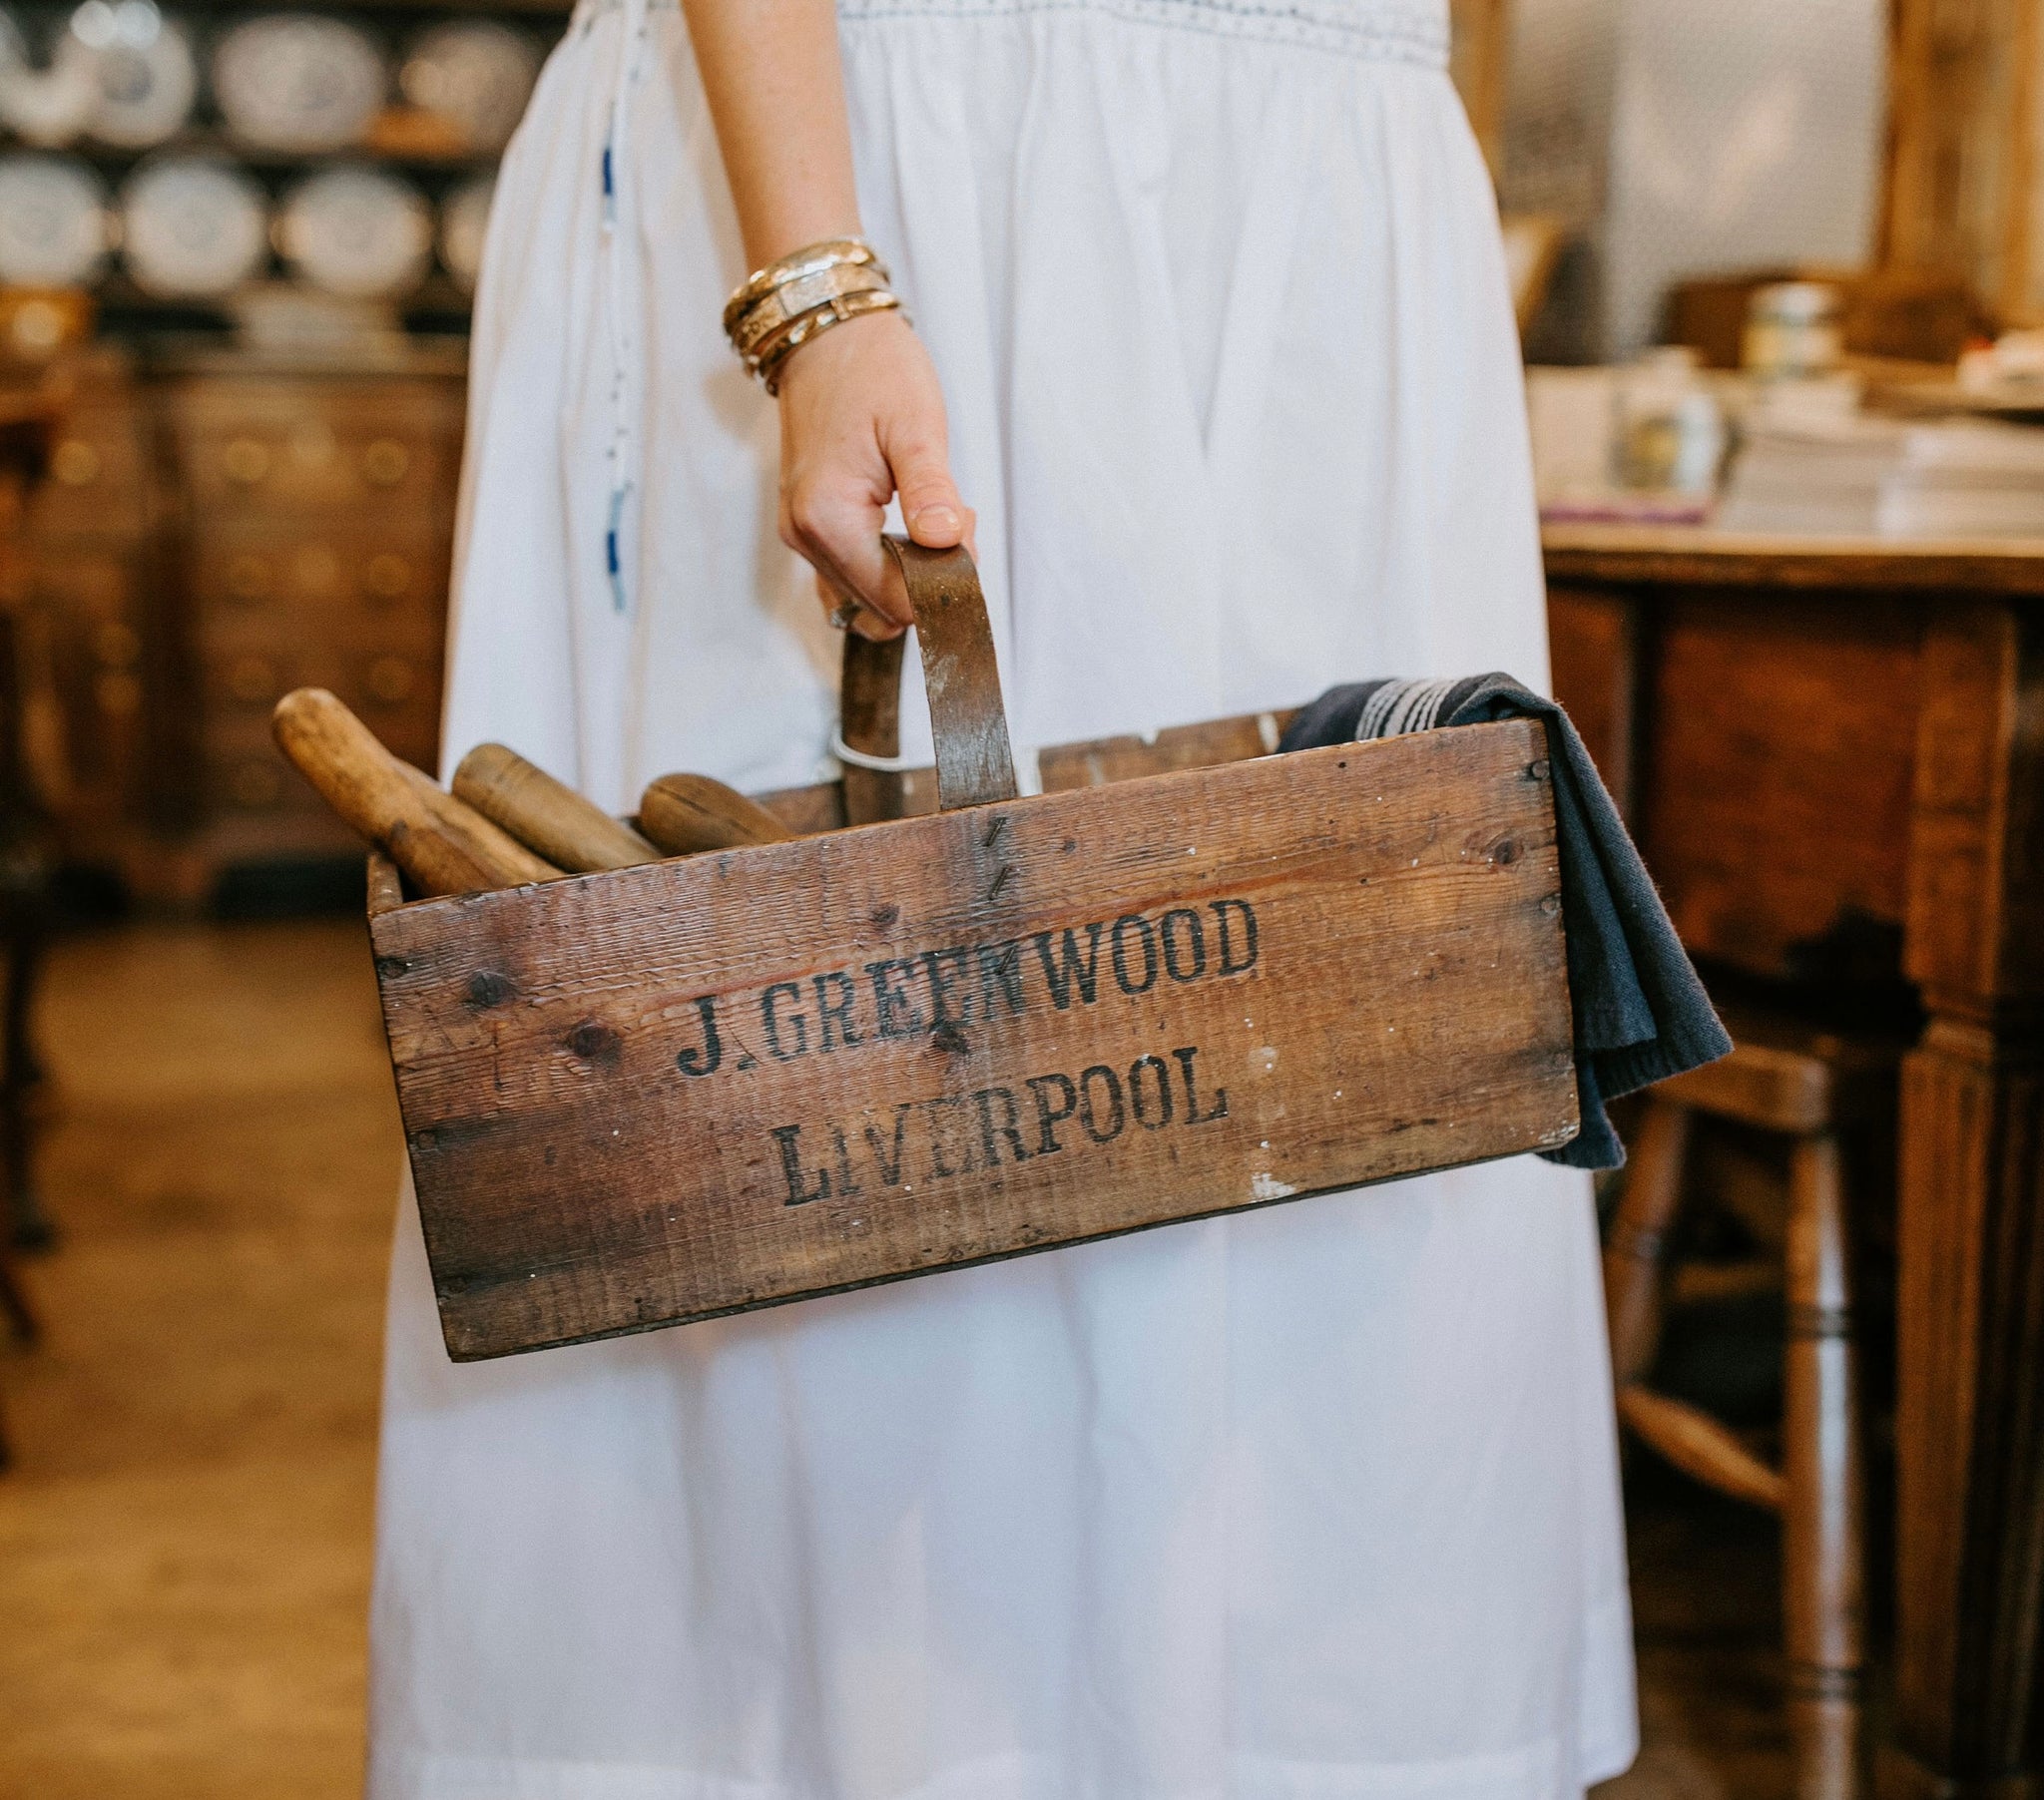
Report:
681,0,862,266
682,0,966,634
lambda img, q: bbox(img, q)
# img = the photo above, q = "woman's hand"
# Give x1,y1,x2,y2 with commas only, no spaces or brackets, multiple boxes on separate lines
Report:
775,310,972,640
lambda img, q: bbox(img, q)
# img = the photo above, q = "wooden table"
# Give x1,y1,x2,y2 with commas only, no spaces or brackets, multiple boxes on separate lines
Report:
1544,524,2044,1800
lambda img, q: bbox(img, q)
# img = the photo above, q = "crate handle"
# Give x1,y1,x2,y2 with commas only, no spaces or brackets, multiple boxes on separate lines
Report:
839,536,1019,814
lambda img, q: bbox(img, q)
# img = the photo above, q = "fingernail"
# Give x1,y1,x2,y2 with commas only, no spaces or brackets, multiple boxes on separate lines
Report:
911,504,960,537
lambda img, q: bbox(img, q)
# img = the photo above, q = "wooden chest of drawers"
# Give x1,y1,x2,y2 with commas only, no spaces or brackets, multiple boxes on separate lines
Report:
154,348,465,881
9,348,166,871
0,345,464,901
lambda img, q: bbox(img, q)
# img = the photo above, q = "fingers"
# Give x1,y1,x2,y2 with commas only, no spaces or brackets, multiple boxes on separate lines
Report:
887,428,969,549
812,571,898,642
772,316,976,639
784,488,910,638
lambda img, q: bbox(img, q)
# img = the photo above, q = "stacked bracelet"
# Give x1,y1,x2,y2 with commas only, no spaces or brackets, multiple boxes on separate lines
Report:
723,237,904,394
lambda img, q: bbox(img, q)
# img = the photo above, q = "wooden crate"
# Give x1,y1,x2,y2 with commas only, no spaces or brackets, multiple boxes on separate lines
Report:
368,548,1578,1360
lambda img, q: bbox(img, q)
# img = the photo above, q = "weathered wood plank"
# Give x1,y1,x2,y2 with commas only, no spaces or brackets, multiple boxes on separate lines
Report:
1036,710,1293,791
371,722,1576,1359
1636,592,1920,982
1546,587,1639,820
366,851,404,917
1543,524,2044,597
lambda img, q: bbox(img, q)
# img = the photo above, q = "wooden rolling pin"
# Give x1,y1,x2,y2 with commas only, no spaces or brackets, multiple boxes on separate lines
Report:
639,772,794,855
272,688,564,896
453,742,660,873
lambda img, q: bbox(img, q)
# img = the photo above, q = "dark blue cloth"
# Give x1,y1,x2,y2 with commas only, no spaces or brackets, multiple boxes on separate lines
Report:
1278,675,1730,1169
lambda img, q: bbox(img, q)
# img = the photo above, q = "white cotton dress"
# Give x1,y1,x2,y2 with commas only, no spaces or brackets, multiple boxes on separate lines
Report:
366,0,1638,1794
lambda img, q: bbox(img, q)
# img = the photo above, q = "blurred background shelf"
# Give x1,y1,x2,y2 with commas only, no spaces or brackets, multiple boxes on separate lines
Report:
0,0,558,904
0,126,504,171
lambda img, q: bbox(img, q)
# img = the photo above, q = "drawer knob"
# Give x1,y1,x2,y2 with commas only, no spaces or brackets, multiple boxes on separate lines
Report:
53,439,101,486
365,552,411,599
223,438,271,485
228,656,278,703
362,439,411,486
366,656,416,703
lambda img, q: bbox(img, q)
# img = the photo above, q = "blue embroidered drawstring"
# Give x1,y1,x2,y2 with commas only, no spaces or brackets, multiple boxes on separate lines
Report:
599,0,650,612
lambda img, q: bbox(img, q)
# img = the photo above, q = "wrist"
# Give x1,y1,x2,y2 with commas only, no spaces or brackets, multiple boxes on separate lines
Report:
770,304,905,398
742,214,864,272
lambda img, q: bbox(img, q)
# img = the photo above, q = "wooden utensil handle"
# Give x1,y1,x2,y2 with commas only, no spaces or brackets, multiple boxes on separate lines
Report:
841,538,1019,819
453,742,660,873
272,688,562,896
638,772,794,855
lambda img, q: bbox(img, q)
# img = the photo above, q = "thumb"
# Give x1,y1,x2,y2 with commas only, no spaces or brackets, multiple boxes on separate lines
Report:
887,429,967,548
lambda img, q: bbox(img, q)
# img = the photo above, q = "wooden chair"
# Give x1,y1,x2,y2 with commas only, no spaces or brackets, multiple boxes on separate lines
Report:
0,400,50,1469
1604,1017,1893,1800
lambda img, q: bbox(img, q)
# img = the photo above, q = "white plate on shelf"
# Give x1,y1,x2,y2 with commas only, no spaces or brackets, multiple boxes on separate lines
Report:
0,13,99,147
0,152,109,284
277,165,431,298
120,155,267,296
213,13,385,153
74,0,198,148
400,20,537,153
437,173,492,290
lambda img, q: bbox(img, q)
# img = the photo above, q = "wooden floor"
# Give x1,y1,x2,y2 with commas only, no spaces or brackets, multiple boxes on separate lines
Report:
0,918,1791,1797
0,921,397,1798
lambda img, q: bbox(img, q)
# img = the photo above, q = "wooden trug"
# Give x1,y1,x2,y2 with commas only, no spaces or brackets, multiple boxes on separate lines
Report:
370,717,1576,1360
368,540,1577,1360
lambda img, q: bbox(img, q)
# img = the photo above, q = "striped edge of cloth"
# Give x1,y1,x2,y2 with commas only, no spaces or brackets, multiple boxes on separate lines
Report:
1355,677,1458,739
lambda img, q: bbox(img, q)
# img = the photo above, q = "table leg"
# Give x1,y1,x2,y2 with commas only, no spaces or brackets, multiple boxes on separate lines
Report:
1894,1018,2044,1799
1894,602,2044,1799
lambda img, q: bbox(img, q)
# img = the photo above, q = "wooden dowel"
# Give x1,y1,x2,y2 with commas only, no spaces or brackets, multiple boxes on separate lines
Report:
638,772,795,855
1617,1383,1787,1512
1603,1098,1691,1383
453,742,660,873
272,688,564,896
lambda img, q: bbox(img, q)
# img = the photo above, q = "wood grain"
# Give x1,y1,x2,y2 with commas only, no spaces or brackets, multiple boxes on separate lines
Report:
1880,0,2041,324
1782,1129,1867,1800
1545,587,1639,819
272,688,561,896
1892,580,2044,1797
366,852,404,917
880,537,1018,810
1618,1386,1788,1512
452,743,660,873
1545,527,2044,1800
754,781,849,835
1636,594,1920,982
1603,1099,1691,1385
1897,632,2044,1796
1602,1032,1870,1800
1895,1020,2044,1790
371,721,1576,1359
1543,525,2044,597
1036,710,1293,792
638,773,795,855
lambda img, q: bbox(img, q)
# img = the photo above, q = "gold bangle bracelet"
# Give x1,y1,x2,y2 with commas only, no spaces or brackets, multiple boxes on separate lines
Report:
730,262,892,360
721,238,887,341
754,289,904,394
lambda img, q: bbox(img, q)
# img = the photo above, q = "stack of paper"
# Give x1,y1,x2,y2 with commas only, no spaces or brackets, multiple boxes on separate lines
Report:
1719,416,2044,537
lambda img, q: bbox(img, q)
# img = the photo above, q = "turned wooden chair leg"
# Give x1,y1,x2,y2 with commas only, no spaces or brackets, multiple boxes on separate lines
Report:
2,912,50,1251
0,1252,30,1344
1783,1129,1865,1800
1604,1099,1692,1384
